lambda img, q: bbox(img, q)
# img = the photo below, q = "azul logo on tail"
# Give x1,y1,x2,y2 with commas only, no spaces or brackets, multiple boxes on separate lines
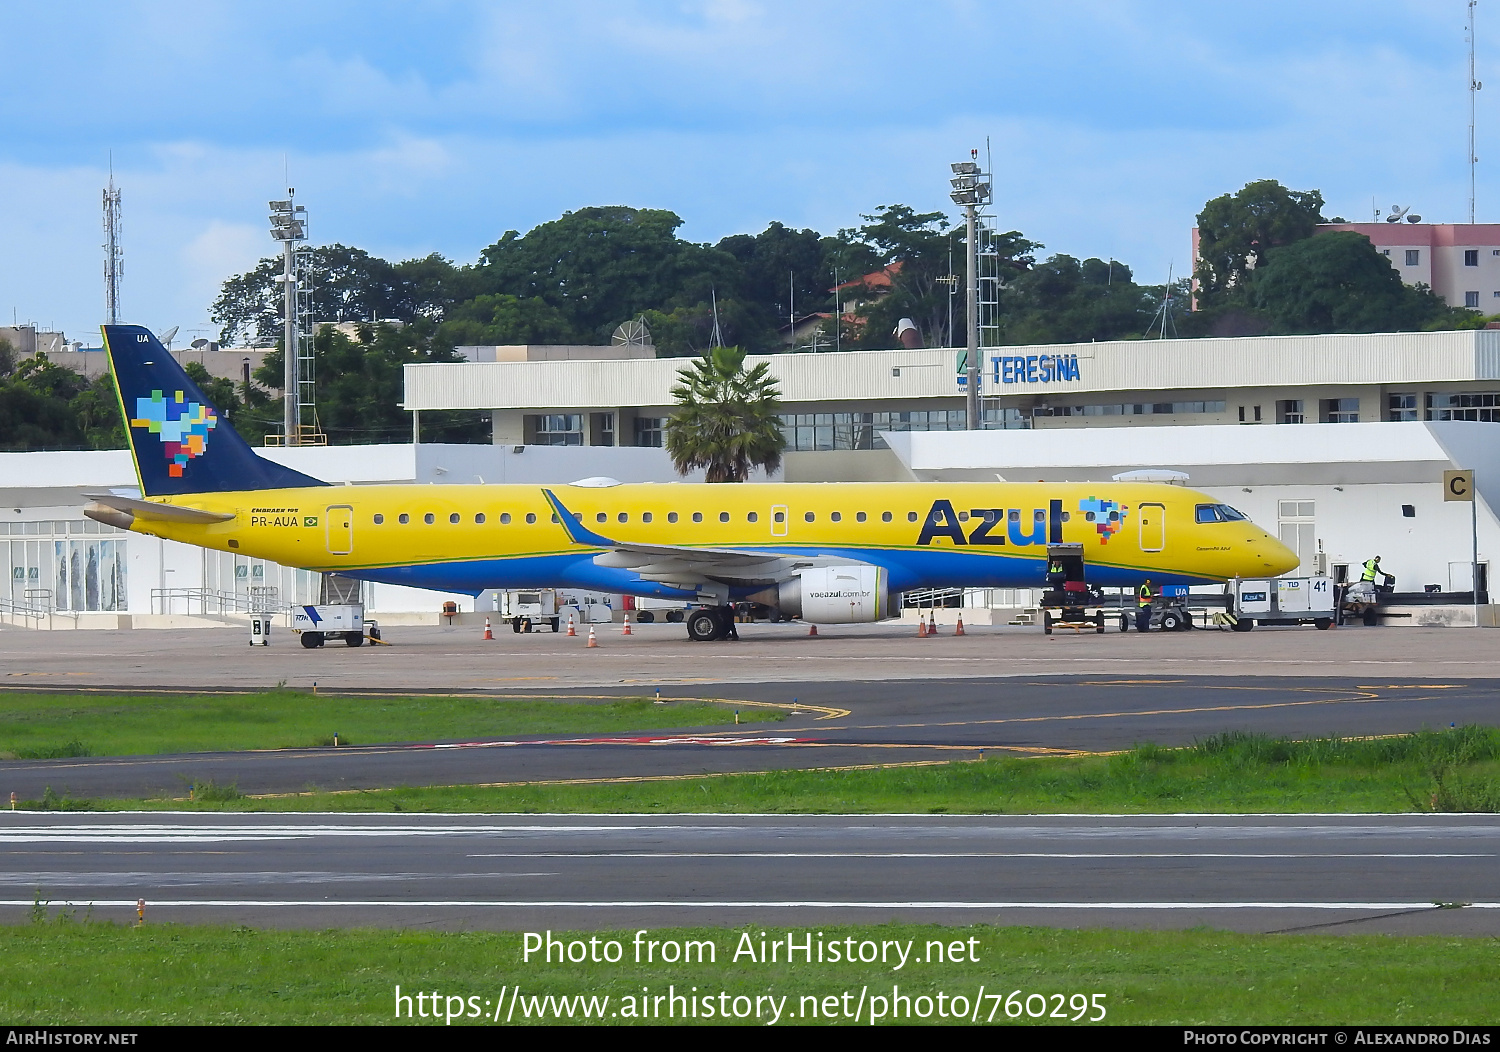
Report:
130,389,218,477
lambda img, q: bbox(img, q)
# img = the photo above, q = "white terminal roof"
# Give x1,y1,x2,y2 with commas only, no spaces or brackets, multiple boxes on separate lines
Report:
403,329,1500,411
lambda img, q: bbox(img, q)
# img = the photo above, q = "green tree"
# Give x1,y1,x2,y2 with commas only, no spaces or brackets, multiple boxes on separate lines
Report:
1247,231,1464,333
1000,255,1154,344
210,246,463,345
1194,180,1326,307
254,323,487,444
665,346,785,483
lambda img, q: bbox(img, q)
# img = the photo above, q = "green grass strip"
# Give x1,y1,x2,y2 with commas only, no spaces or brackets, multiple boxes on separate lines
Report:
0,690,782,758
23,727,1500,814
0,921,1494,1025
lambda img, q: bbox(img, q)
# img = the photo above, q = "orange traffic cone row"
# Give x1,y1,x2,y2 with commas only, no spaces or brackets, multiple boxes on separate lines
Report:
586,626,598,648
483,617,494,640
918,617,928,637
807,623,818,636
622,613,632,636
567,615,576,636
955,614,965,636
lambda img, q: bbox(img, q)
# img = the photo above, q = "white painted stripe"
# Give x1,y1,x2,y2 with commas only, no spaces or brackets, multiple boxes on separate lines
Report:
463,851,1493,859
0,900,1495,910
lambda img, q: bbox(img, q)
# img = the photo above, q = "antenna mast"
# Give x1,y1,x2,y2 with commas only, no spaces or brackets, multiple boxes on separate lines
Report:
1470,0,1481,224
103,163,123,325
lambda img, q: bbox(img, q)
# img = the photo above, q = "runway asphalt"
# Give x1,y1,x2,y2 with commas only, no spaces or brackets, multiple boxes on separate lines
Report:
3,677,1495,799
2,812,1495,935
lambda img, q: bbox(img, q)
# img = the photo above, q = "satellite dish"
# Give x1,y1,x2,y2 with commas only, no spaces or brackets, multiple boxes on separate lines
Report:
159,326,179,349
190,338,210,349
611,318,652,347
1407,214,1422,223
1386,205,1410,224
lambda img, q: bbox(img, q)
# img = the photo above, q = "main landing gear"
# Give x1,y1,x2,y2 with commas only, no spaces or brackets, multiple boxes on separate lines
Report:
685,605,739,642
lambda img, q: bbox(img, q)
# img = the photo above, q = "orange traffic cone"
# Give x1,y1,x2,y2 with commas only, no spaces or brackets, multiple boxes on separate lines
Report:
955,614,965,636
622,613,632,636
927,612,937,638
918,617,928,637
807,623,818,636
586,626,598,648
567,615,576,636
483,617,494,640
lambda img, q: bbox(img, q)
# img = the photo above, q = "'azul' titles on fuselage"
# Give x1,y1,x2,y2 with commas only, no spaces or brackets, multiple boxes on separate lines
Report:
915,498,1113,547
993,353,1081,385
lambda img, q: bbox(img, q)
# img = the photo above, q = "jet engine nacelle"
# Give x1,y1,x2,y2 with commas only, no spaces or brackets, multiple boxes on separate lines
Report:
752,565,892,624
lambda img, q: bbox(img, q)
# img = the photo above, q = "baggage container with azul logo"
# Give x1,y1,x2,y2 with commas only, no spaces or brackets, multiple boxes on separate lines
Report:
1226,577,1335,631
291,604,371,648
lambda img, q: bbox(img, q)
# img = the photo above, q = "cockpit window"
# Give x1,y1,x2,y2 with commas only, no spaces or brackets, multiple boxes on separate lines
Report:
1197,503,1249,523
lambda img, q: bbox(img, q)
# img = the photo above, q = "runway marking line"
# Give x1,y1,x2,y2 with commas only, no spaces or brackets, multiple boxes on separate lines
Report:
0,899,1494,911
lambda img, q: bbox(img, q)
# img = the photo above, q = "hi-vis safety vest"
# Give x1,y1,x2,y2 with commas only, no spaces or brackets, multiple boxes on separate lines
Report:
1361,559,1379,582
1138,583,1155,607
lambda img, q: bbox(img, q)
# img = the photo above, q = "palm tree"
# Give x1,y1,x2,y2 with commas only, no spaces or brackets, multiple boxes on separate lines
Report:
665,346,785,483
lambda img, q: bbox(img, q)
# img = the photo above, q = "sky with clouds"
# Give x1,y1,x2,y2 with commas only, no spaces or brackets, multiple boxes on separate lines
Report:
0,0,1489,344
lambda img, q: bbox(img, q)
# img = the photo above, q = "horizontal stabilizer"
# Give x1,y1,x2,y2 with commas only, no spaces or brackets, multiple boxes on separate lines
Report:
83,493,235,530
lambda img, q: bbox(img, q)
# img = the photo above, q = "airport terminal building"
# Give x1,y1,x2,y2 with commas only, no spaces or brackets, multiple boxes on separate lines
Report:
5,329,1500,627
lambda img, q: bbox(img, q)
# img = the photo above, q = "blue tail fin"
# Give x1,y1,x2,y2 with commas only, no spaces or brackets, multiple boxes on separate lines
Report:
103,324,327,496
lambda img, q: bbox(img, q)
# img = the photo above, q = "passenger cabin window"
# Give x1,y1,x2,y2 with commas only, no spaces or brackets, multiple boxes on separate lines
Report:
719,512,730,522
642,512,653,523
373,514,385,524
907,511,918,522
475,513,485,524
399,513,410,524
596,513,607,523
500,513,511,524
882,512,893,523
424,513,435,525
668,512,679,523
831,512,842,522
449,513,460,524
773,511,785,523
525,513,536,524
805,511,816,522
692,512,703,523
747,512,758,523
618,513,629,523
856,512,867,523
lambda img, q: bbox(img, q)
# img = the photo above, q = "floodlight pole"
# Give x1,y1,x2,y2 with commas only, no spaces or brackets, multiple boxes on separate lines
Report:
950,155,991,430
269,190,307,445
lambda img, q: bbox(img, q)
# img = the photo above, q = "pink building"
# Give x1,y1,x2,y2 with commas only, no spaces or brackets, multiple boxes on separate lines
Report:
1190,222,1500,312
1318,223,1500,310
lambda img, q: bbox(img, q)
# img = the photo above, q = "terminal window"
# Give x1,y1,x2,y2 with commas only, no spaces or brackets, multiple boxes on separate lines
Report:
1277,501,1316,574
1406,250,1421,266
1320,398,1360,423
1466,250,1480,266
1467,291,1482,308
1428,392,1500,422
1387,394,1419,421
527,414,583,446
1276,400,1304,424
634,417,666,447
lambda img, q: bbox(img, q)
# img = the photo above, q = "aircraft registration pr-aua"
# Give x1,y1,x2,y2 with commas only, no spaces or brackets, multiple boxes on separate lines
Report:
84,325,1298,640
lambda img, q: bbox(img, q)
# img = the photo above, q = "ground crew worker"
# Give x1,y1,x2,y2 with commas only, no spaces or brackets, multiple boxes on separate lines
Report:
1136,578,1156,632
1046,557,1066,590
1361,556,1382,583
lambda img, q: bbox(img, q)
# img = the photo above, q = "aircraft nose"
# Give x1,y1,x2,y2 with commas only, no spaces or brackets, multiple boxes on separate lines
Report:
1263,532,1300,575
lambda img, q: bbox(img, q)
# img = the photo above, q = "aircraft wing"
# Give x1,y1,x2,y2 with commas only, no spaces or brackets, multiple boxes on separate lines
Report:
541,488,815,586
